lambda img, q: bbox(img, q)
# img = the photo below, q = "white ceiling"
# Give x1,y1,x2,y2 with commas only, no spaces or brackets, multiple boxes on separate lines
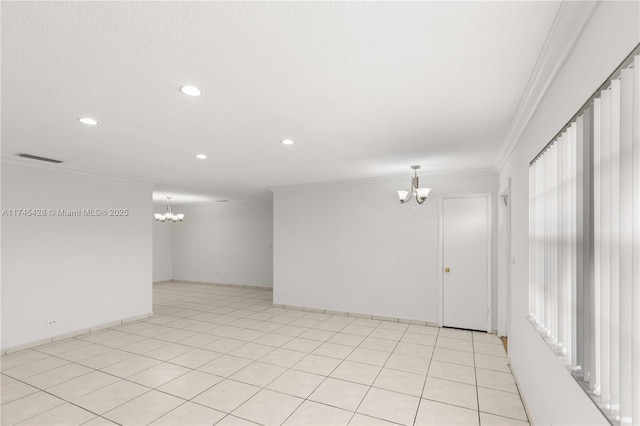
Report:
2,1,561,202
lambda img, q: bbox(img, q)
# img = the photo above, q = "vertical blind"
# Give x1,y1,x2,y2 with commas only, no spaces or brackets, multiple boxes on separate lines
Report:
529,46,639,425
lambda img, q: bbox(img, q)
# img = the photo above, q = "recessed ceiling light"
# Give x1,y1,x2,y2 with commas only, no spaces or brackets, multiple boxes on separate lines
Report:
281,139,295,145
195,154,207,159
78,117,98,125
180,85,202,96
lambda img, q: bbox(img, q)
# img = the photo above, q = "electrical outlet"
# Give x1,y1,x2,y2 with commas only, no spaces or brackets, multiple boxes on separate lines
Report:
46,319,58,327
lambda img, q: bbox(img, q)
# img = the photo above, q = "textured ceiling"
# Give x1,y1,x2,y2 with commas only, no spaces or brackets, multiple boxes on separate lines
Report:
2,1,561,202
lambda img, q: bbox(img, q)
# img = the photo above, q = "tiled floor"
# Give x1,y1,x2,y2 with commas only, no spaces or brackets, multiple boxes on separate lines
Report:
1,283,529,425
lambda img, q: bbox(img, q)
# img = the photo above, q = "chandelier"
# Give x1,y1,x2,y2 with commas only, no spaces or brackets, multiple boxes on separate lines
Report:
397,165,431,205
154,196,184,222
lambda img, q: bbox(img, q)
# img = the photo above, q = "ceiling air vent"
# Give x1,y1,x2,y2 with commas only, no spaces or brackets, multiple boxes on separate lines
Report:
16,153,63,164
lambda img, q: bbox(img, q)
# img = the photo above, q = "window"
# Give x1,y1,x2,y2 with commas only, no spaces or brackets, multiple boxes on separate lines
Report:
529,45,639,425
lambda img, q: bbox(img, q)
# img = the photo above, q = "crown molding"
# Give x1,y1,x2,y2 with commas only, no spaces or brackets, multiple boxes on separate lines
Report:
1,157,157,186
494,0,599,173
269,167,497,193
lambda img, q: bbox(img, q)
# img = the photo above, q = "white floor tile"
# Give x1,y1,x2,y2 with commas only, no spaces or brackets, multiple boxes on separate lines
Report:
428,360,476,385
193,379,260,413
232,389,303,425
150,402,226,426
373,367,426,396
474,354,510,373
73,380,149,414
309,378,369,411
358,337,398,353
476,368,518,393
357,387,420,425
229,342,274,360
432,347,474,367
22,363,93,389
377,322,409,332
438,328,473,341
103,390,184,425
401,333,437,346
1,391,65,425
385,353,430,375
407,325,439,336
472,332,503,345
144,343,194,361
18,402,96,426
293,354,342,376
47,371,120,401
82,416,119,425
202,337,246,353
477,387,527,422
282,337,323,353
283,400,353,425
369,328,404,341
99,355,161,378
299,329,337,342
394,342,434,358
415,399,480,425
474,343,506,358
158,370,223,399
329,360,381,385
479,412,529,425
328,333,367,347
341,325,375,337
1,380,39,405
348,413,397,425
312,342,355,359
128,362,190,388
230,361,286,387
436,336,474,352
198,355,252,377
346,347,390,367
215,414,261,425
3,356,70,380
252,333,294,347
422,376,478,410
33,339,92,356
267,369,325,398
259,348,307,368
167,348,220,369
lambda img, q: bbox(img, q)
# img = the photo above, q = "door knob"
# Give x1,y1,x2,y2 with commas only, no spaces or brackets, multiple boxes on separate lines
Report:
445,267,450,273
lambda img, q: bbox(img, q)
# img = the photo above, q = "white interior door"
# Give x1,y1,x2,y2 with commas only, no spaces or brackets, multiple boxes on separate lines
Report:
443,196,490,331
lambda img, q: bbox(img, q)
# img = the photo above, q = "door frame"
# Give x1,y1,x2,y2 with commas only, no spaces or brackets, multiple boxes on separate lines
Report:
438,193,493,333
498,179,512,338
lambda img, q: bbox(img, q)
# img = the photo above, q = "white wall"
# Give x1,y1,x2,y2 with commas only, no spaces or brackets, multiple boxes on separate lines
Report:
500,2,640,424
1,162,153,350
153,203,173,282
273,174,498,324
171,200,273,287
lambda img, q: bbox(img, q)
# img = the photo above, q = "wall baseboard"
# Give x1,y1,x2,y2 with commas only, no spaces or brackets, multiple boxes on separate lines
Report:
1,312,153,355
272,303,439,327
509,358,534,425
156,279,273,291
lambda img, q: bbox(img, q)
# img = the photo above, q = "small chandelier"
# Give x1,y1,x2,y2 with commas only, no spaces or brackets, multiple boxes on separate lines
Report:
397,165,431,205
154,196,184,222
